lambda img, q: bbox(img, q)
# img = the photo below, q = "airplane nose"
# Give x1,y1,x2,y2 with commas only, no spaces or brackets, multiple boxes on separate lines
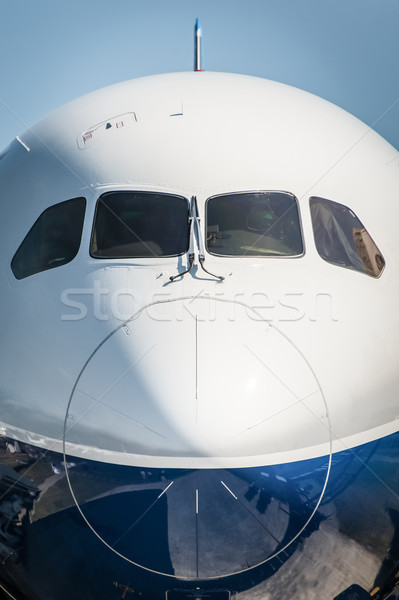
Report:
65,297,329,466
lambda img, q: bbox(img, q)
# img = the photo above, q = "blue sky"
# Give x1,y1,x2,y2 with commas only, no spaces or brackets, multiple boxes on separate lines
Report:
1,0,399,150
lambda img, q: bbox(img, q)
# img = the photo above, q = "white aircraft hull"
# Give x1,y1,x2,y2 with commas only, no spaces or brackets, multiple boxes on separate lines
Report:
1,71,399,599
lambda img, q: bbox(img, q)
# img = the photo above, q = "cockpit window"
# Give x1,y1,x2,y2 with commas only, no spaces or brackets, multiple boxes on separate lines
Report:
11,197,86,280
206,191,303,257
90,191,189,258
309,197,385,277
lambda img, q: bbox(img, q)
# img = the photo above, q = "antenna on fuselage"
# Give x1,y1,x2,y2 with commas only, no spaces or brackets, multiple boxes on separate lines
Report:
194,18,204,72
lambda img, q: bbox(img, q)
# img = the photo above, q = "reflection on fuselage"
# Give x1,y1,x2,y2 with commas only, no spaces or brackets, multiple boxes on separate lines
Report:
0,434,398,599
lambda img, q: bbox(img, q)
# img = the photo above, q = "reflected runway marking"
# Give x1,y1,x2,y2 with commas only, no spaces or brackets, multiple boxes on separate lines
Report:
221,480,238,500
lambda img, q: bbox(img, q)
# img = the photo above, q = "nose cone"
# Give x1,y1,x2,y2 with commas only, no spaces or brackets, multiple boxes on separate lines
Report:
65,297,329,467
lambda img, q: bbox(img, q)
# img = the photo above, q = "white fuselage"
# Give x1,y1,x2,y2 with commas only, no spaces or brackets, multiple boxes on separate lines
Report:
0,71,398,470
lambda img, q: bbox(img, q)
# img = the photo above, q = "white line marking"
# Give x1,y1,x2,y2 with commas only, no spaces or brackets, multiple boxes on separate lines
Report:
221,480,237,500
157,480,174,499
16,136,30,152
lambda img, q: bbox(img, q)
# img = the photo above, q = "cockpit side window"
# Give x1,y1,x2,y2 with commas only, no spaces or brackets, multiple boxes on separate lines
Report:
11,197,86,279
309,197,385,277
206,191,303,257
90,191,190,259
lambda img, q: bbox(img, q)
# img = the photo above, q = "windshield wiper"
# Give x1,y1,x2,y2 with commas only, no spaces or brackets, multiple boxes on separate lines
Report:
170,210,195,282
170,196,224,282
193,197,224,281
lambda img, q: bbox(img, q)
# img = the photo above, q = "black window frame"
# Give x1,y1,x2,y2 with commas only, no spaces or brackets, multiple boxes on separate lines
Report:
90,190,190,260
309,196,385,278
11,197,86,280
205,190,305,259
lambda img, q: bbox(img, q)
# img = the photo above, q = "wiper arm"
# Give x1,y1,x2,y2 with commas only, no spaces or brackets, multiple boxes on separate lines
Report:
170,196,224,282
193,197,224,282
170,215,195,281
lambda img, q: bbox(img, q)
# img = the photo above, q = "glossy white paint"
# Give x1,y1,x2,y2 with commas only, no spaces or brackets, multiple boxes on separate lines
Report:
1,72,399,468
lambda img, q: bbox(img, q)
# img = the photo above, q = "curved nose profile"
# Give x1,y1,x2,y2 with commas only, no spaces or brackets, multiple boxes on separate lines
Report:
65,297,329,467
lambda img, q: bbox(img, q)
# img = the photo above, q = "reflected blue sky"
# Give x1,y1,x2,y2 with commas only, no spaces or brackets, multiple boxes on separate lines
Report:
1,0,399,150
